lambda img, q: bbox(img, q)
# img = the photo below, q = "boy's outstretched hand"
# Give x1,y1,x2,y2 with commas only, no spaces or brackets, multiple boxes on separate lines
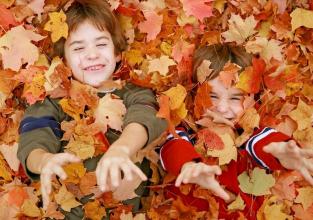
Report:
40,152,81,210
96,146,147,192
264,140,313,185
175,162,230,201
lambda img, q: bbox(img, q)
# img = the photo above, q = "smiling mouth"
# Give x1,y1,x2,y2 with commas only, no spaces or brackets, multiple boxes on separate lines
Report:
83,64,105,71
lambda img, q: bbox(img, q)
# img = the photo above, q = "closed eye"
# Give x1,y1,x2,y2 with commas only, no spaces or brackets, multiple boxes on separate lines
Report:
73,47,84,51
231,97,242,100
210,94,218,99
97,43,107,47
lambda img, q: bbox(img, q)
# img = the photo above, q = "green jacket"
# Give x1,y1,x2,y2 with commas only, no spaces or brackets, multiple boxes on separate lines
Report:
18,83,167,191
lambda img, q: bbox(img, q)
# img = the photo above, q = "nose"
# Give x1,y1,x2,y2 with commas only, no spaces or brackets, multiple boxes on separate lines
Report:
216,98,230,114
85,46,100,60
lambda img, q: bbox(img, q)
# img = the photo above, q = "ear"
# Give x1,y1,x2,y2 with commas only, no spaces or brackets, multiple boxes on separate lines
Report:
115,53,121,63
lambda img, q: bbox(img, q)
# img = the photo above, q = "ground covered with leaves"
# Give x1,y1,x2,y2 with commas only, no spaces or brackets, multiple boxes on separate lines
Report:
1,0,313,219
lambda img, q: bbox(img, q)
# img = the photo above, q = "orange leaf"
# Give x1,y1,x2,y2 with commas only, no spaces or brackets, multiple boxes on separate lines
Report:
157,94,176,136
8,186,29,207
197,128,224,150
194,83,212,119
0,4,18,30
84,200,106,220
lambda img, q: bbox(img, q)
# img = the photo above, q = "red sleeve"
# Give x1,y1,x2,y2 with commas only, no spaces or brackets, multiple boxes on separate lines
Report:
160,138,201,176
245,127,291,171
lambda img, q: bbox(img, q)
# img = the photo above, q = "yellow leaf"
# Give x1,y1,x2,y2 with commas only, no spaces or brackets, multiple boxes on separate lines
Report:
293,127,313,148
162,84,187,110
285,82,302,96
84,200,106,220
65,135,95,160
124,49,144,66
221,14,257,44
160,41,172,56
94,94,126,132
0,0,14,7
288,99,313,131
295,187,313,210
227,195,245,211
148,55,176,76
245,37,283,63
44,10,68,42
21,199,41,217
258,19,272,38
55,185,81,212
213,0,226,13
35,54,49,67
238,167,275,196
196,60,213,83
0,153,12,182
207,133,237,165
177,11,197,26
59,98,84,121
263,196,293,220
290,8,313,32
301,83,313,100
63,163,86,184
238,107,260,132
174,102,188,120
44,56,62,92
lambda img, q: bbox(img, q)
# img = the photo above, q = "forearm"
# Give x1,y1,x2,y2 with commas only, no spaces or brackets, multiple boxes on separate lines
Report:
26,148,53,174
109,122,148,156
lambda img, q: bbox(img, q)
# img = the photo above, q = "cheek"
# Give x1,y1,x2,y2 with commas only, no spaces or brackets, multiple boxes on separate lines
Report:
232,102,244,115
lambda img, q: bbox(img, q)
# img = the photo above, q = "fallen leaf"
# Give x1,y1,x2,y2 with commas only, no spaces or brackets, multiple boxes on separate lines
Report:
124,49,144,66
44,10,68,42
206,133,237,165
263,196,293,220
21,199,41,217
288,99,313,131
181,0,213,22
227,195,245,211
28,0,45,15
295,186,313,210
0,142,19,171
194,83,212,119
43,202,65,220
94,94,126,132
79,172,97,196
222,14,257,44
65,135,95,160
0,4,18,30
197,128,224,150
162,84,187,110
84,200,106,220
120,211,146,220
8,186,29,207
292,204,313,220
290,8,313,32
196,59,214,83
148,55,176,76
63,163,86,184
138,11,163,41
0,25,45,71
218,61,241,88
171,39,194,63
238,167,275,196
0,153,12,181
54,185,81,212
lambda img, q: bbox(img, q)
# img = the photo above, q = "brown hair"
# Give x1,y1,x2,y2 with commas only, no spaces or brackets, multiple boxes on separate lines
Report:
53,0,127,57
192,44,253,82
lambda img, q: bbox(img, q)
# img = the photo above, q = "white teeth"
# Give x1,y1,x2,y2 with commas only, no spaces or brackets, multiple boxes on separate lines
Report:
85,65,104,71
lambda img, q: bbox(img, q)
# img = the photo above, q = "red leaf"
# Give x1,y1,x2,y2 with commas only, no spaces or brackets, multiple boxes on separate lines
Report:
0,4,19,30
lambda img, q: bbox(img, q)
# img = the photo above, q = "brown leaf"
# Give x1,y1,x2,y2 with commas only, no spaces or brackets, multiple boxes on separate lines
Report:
54,185,81,212
84,200,106,220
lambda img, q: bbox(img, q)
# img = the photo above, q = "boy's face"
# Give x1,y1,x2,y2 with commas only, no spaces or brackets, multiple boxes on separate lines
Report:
64,20,121,88
207,77,244,121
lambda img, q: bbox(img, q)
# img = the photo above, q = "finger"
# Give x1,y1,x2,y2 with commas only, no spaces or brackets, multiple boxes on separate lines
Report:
192,164,203,177
96,161,109,192
175,170,189,187
41,174,51,210
300,149,313,157
128,161,147,181
109,162,120,187
206,165,222,175
303,159,313,173
120,163,133,181
57,153,81,164
207,179,230,201
181,167,193,184
52,166,67,180
299,168,313,186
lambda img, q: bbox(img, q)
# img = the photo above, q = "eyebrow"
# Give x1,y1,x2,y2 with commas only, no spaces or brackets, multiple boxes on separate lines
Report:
69,36,110,47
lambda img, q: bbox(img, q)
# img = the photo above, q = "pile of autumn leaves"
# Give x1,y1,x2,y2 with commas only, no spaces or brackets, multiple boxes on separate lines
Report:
1,0,313,219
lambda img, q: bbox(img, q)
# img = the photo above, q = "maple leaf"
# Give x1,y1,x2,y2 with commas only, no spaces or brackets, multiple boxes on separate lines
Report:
69,80,99,110
0,25,45,71
292,204,313,220
139,0,166,11
262,196,293,220
288,99,313,131
108,0,120,10
0,153,12,181
28,0,45,15
0,4,18,30
120,211,146,220
196,59,213,83
171,39,195,63
0,142,19,171
59,98,84,121
194,83,212,119
84,200,106,220
43,202,65,220
221,14,257,44
65,135,95,160
181,0,213,22
206,133,237,165
112,174,142,201
218,61,241,88
290,8,313,32
94,94,126,132
54,185,81,212
21,199,41,218
22,71,46,105
238,167,275,196
245,37,283,63
79,172,97,196
44,10,68,42
124,49,144,66
8,186,29,207
148,55,176,76
227,195,245,211
138,11,163,41
63,163,86,184
156,94,176,136
295,186,313,210
44,56,63,92
302,83,313,101
197,128,224,150
162,84,187,110
293,126,313,148
0,0,14,7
